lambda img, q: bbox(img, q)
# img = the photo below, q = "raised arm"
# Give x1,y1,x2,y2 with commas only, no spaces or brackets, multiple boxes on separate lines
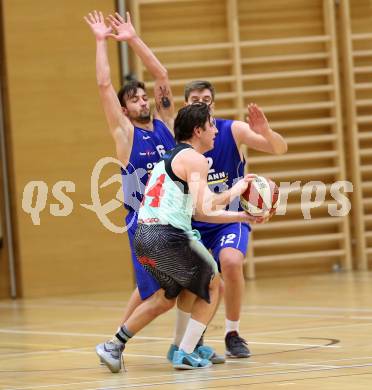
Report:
107,12,175,133
232,103,287,155
84,10,134,166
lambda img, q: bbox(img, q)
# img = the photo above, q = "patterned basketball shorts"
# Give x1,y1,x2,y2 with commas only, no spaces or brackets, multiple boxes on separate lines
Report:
134,224,217,302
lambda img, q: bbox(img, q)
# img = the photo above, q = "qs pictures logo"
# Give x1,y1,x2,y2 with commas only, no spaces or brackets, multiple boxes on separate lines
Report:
21,157,146,233
22,156,354,232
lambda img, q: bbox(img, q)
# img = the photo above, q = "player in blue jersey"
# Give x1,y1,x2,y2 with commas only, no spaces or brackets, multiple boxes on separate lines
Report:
84,10,176,309
85,11,226,372
84,9,174,354
184,80,287,357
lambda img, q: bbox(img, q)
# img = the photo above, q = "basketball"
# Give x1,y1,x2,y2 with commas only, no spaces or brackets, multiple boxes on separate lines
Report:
240,175,280,217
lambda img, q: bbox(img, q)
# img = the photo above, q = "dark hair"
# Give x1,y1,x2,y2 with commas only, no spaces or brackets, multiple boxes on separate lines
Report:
184,80,215,102
117,80,146,107
174,103,211,142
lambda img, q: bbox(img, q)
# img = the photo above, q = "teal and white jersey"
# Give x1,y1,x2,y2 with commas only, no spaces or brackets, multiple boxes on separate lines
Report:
138,143,195,233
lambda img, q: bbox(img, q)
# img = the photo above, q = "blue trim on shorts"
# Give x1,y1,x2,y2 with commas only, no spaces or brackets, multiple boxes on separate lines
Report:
199,223,251,271
127,226,161,300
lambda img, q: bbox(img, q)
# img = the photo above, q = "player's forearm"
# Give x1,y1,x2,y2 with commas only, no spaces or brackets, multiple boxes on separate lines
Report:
264,129,288,155
96,39,112,87
209,182,244,210
210,190,234,210
195,191,233,220
196,189,237,218
128,36,168,80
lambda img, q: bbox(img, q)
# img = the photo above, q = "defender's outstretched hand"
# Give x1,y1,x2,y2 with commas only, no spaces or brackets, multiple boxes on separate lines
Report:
107,12,137,42
246,103,271,138
84,10,112,40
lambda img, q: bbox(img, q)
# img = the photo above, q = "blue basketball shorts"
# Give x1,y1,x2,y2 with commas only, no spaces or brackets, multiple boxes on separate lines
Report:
199,223,251,271
127,225,161,300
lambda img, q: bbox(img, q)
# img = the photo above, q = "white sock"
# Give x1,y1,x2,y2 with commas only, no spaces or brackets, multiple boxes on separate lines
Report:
173,309,191,347
225,319,240,335
179,318,206,354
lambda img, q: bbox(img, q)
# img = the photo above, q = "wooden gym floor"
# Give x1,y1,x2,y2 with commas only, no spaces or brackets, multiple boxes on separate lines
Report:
0,272,372,389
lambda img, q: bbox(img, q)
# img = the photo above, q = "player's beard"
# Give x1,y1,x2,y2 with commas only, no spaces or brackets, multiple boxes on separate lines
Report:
136,108,151,124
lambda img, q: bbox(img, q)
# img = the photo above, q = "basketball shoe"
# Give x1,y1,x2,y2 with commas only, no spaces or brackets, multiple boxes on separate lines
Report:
96,340,124,373
225,331,250,358
167,343,225,364
172,349,212,370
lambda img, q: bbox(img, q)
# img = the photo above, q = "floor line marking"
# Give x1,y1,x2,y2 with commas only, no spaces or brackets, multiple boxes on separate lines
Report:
3,362,372,390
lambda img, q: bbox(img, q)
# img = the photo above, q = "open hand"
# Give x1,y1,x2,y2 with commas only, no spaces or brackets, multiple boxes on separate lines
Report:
106,12,137,42
84,10,113,40
246,103,271,138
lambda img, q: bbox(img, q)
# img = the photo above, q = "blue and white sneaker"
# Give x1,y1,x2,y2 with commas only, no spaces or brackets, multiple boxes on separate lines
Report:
167,344,179,362
196,345,226,364
172,349,212,370
96,340,124,373
167,343,225,364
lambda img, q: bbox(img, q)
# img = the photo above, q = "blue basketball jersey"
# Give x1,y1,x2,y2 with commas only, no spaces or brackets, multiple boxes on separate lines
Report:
192,118,245,231
121,119,175,231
